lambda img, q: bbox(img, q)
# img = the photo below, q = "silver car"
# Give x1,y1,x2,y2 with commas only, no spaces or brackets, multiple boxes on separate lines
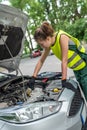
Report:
0,4,87,130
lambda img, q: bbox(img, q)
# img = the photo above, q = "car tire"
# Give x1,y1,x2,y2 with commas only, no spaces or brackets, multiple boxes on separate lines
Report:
30,55,33,58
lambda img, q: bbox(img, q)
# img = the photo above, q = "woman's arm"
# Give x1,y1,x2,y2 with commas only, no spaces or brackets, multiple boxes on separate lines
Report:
60,34,70,80
33,48,50,77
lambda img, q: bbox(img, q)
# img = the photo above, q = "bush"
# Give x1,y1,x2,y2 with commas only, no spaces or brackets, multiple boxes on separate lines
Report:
84,29,87,42
66,18,87,41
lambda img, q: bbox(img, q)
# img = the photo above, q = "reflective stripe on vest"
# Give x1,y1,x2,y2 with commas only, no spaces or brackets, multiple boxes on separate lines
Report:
67,50,86,70
70,59,85,69
51,30,86,70
68,40,86,70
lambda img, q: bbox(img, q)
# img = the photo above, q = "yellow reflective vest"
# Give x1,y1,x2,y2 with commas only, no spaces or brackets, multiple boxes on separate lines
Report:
51,30,86,71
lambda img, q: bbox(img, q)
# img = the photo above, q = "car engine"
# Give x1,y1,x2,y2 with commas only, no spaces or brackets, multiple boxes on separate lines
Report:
0,72,62,108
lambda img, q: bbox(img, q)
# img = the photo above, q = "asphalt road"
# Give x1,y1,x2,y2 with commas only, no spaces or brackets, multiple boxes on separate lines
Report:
19,55,74,78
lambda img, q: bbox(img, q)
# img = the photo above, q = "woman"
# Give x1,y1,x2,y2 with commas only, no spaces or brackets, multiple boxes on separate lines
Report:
29,21,87,100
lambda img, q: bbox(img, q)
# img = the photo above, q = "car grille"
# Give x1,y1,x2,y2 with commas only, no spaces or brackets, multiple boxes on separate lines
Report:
68,88,83,117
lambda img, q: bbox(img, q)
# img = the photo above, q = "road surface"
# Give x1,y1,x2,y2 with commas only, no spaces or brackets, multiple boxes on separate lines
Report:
19,55,74,78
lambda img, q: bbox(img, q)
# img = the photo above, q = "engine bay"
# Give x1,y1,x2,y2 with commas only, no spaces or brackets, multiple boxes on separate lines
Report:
0,72,62,108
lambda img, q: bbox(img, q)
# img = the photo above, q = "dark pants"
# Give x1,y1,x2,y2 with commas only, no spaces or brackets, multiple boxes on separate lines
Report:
69,45,87,100
74,66,87,100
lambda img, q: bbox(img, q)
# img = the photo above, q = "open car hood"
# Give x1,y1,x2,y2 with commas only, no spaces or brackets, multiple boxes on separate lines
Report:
0,4,28,72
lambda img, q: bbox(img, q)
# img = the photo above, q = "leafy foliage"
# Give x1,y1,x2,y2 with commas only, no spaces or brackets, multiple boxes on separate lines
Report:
0,0,87,55
66,18,87,40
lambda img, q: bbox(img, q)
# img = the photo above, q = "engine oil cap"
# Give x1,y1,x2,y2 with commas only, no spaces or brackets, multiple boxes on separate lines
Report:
53,88,60,92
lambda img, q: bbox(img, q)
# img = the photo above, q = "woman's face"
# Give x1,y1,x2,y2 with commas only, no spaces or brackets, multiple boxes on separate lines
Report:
37,36,52,48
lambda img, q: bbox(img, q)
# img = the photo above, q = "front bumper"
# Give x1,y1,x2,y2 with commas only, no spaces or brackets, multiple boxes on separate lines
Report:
0,102,86,130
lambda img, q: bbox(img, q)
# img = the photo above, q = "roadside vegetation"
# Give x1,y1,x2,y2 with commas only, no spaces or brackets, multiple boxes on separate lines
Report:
0,0,87,58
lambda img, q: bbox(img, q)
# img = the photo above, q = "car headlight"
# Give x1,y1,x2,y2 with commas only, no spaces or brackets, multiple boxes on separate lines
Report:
0,101,62,123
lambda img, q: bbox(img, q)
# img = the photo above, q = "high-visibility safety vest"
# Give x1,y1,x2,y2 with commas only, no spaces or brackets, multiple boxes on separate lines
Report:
51,30,86,70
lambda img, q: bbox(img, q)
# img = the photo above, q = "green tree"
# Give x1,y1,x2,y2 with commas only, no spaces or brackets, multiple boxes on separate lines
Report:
1,0,87,55
66,18,87,41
